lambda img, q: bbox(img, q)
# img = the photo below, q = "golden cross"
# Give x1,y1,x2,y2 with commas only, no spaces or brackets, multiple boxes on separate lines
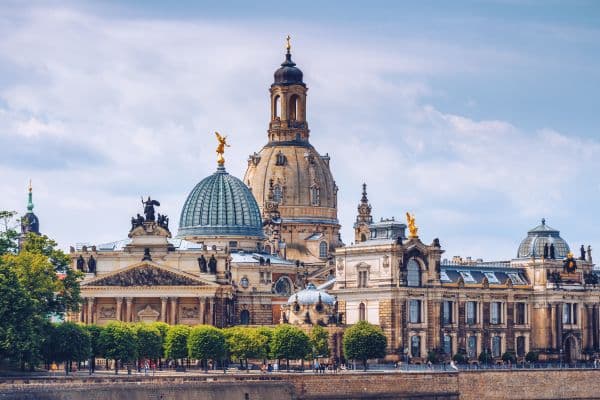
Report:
286,35,291,52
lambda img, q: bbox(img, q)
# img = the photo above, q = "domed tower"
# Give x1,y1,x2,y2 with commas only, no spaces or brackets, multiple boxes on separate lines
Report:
517,218,570,259
244,37,341,264
19,181,40,249
178,158,265,252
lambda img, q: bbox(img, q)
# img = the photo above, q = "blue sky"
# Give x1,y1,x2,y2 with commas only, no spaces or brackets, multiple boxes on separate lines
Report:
1,1,599,260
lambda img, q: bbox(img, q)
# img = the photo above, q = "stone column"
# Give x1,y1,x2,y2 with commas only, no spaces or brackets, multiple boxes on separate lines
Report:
594,305,599,351
550,304,556,349
555,303,563,351
199,297,206,325
587,304,594,350
161,297,168,323
208,298,214,325
170,297,178,325
87,297,95,324
126,297,133,323
115,297,123,322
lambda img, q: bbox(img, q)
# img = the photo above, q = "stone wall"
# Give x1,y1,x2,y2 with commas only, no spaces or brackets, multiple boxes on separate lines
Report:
3,370,600,400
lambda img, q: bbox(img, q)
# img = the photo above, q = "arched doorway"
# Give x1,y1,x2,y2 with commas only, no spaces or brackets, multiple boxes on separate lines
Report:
564,335,579,364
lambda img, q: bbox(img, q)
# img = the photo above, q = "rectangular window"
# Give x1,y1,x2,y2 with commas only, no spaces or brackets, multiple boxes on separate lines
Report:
442,301,453,325
466,301,478,325
492,336,502,358
443,335,452,355
516,303,526,325
409,300,422,323
516,336,526,357
484,272,500,284
507,272,526,285
467,336,477,358
358,271,368,288
563,303,572,324
229,241,238,248
490,302,502,325
459,271,476,283
411,336,421,358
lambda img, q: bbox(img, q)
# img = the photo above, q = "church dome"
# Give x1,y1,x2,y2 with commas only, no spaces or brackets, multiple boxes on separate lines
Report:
273,52,304,87
287,283,335,305
517,219,570,259
177,165,264,238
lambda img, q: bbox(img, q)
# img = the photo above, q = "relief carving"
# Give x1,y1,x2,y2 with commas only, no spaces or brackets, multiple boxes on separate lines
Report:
87,265,203,287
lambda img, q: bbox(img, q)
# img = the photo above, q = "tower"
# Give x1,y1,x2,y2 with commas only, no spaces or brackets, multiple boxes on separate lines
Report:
244,37,341,264
354,183,373,243
19,181,40,249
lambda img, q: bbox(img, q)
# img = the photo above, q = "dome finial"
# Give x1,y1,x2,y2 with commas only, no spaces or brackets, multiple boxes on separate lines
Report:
215,131,230,166
27,180,34,212
542,218,546,226
285,34,291,54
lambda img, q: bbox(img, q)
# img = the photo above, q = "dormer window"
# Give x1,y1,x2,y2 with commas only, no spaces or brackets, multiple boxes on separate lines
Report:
275,151,287,166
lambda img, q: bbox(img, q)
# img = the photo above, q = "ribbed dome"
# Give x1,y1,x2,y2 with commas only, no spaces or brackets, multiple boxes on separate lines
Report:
517,219,570,259
288,283,335,305
273,52,304,86
177,165,264,238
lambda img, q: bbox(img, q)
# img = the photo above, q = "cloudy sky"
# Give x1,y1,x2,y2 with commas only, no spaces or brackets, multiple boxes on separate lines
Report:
1,1,599,260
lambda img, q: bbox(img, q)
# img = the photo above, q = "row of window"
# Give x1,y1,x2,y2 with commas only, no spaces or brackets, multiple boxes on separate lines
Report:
410,335,527,358
409,300,529,325
270,184,322,207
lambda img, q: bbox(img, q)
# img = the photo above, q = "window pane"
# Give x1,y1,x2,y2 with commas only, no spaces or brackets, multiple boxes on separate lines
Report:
407,259,421,287
492,336,501,357
411,336,421,357
467,302,477,324
563,303,570,324
409,300,421,323
516,303,526,325
443,335,452,355
516,336,526,357
443,301,453,325
468,336,477,358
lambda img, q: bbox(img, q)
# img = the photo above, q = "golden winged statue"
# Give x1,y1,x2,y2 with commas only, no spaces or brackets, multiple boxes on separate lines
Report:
215,131,230,165
406,212,418,238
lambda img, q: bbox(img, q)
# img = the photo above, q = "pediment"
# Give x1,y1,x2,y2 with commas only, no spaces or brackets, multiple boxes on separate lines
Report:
83,262,214,287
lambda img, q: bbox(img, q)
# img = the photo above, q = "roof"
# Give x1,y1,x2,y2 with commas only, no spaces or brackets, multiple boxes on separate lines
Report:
230,252,295,265
517,219,570,259
440,264,529,286
288,283,335,305
177,165,264,239
87,238,204,252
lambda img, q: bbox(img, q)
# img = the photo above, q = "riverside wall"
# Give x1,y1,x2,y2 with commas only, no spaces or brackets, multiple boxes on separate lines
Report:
1,369,600,399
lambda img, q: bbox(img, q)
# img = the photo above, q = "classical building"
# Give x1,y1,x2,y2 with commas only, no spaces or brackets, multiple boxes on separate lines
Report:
333,185,599,364
244,39,342,266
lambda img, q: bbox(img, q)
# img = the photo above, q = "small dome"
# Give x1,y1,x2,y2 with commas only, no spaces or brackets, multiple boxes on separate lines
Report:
178,165,264,238
288,283,335,305
517,219,570,259
273,52,304,86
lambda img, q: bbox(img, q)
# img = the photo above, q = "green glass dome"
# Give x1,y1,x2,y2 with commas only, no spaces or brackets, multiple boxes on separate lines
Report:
177,165,264,238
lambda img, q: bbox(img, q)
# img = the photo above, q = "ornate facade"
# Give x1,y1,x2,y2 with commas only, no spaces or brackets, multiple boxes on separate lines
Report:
244,41,342,266
333,186,599,364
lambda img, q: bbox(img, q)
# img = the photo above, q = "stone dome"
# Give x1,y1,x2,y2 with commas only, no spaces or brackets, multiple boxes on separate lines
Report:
273,52,304,87
177,165,264,238
288,283,335,306
517,219,570,259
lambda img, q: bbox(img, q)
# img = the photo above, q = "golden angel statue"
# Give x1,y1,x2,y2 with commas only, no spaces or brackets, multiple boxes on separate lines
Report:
215,131,230,164
406,212,418,238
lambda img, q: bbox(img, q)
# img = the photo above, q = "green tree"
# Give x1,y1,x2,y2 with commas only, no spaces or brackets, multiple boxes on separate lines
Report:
270,324,310,371
84,324,104,372
0,211,18,255
53,322,91,375
188,325,227,371
224,327,266,370
343,321,387,371
164,325,190,365
99,322,137,374
310,325,329,358
134,324,163,360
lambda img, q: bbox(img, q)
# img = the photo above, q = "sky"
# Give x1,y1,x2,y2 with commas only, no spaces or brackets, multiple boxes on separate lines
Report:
1,0,599,261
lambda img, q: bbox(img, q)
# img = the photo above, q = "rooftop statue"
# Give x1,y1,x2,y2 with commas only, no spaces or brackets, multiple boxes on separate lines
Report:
141,196,160,222
215,131,230,165
406,212,418,238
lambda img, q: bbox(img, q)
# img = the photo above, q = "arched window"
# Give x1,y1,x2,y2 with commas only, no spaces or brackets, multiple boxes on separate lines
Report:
359,302,366,321
289,95,299,120
240,310,250,325
411,336,421,358
311,186,320,206
360,233,367,242
274,276,292,296
319,241,328,258
275,152,286,166
273,184,283,203
274,95,281,118
407,259,421,287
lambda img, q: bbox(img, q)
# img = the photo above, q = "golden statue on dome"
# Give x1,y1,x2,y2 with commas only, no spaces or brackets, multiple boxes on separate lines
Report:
406,212,418,238
285,34,291,52
215,131,230,165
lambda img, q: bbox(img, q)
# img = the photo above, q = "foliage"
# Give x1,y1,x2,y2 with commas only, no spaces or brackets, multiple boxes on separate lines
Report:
427,348,444,364
164,325,191,360
452,352,468,364
478,350,492,364
255,326,273,359
134,324,163,360
309,325,329,358
525,351,539,363
99,322,137,371
53,322,91,373
84,325,105,358
188,325,227,370
0,211,18,256
502,351,516,364
343,321,387,370
149,321,170,356
270,324,310,370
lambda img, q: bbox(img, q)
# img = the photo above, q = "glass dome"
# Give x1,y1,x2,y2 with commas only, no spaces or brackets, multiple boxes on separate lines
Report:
517,219,570,259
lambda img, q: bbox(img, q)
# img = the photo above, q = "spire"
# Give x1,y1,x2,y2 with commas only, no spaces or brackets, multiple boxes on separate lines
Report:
356,183,373,225
281,34,296,67
361,183,368,203
286,34,291,54
27,180,34,212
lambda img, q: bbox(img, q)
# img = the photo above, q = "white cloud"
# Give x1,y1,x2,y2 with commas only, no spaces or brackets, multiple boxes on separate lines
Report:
0,4,598,261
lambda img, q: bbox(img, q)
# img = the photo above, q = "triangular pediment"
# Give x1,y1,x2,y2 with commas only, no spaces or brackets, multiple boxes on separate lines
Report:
83,262,215,287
